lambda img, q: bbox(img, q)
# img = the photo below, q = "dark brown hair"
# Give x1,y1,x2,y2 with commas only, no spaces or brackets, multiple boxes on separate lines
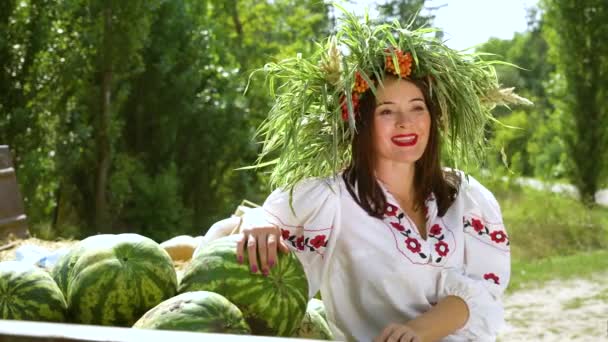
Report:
342,76,461,218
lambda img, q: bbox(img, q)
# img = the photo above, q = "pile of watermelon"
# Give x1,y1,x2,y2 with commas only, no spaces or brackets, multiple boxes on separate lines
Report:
0,233,333,340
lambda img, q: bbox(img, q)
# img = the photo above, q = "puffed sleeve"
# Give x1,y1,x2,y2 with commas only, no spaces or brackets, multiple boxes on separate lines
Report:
437,174,511,341
241,177,339,299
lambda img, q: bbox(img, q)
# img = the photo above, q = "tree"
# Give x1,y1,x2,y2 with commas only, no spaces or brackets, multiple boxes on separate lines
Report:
0,0,332,240
542,0,608,203
376,0,442,36
0,0,61,224
478,22,557,179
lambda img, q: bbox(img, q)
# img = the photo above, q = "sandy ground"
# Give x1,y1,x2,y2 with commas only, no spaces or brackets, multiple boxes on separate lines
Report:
0,237,77,261
499,272,608,341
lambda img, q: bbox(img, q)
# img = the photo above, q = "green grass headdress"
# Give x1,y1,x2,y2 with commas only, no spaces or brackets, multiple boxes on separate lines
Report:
248,8,531,193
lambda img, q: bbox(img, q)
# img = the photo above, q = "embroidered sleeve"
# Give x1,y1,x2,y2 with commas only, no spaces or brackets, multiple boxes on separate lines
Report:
242,177,339,299
437,174,511,341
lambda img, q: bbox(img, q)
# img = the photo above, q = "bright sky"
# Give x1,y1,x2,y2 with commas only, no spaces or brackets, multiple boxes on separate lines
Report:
340,0,539,50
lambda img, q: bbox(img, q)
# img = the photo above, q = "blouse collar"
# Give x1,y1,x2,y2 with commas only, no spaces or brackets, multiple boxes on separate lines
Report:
376,178,438,230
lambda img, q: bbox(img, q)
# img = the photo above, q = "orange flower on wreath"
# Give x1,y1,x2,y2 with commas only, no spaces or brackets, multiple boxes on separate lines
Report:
340,92,360,122
385,48,413,77
341,72,369,122
353,71,370,94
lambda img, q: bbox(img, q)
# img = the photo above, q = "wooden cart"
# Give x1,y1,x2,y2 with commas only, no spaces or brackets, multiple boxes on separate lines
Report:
0,145,29,241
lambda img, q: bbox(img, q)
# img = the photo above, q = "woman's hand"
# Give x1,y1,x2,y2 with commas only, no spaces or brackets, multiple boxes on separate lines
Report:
236,224,290,276
374,323,422,342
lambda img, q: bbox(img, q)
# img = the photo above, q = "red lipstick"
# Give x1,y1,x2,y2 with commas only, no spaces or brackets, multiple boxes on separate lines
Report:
391,134,418,147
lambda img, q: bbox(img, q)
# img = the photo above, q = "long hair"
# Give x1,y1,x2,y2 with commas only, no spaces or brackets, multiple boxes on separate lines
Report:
342,76,461,218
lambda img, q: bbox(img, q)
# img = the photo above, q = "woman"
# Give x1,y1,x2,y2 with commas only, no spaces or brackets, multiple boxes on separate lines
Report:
234,12,528,342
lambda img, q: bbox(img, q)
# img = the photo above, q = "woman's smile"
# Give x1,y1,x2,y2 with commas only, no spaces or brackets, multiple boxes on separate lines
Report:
391,134,418,147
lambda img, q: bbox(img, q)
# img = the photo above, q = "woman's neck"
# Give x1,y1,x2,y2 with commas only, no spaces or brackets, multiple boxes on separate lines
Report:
375,160,416,205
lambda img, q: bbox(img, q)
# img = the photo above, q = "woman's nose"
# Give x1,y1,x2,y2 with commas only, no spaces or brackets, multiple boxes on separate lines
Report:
396,111,414,126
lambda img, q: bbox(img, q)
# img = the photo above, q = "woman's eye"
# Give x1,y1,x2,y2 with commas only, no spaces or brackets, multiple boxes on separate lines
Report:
412,106,425,112
380,109,393,115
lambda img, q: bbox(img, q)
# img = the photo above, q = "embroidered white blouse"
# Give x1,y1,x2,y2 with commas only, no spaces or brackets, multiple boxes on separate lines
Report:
244,171,510,341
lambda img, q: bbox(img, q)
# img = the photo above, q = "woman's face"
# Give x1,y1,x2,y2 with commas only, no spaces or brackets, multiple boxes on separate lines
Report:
372,78,431,167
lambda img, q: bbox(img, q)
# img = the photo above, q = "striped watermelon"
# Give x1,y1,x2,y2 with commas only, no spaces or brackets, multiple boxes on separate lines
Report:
0,261,67,322
133,291,251,334
178,235,308,336
294,300,333,340
51,234,115,296
67,234,178,326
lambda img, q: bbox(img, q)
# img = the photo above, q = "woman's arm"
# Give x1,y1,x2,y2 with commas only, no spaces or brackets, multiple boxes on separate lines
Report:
405,295,470,342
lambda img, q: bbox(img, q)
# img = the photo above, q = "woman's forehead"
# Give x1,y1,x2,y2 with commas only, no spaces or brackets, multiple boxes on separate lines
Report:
376,79,424,102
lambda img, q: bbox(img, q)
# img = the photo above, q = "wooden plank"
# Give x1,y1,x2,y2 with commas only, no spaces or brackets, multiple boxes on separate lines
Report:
0,320,324,342
0,145,29,240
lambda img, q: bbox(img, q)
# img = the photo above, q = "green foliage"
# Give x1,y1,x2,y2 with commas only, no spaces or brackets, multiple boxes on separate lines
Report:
125,164,191,243
477,27,557,179
541,0,608,202
509,250,608,292
478,174,608,261
0,0,331,241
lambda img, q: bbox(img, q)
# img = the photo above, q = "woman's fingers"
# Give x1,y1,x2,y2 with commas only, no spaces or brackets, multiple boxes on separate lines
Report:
235,232,246,264
247,233,259,273
278,236,290,254
374,323,398,342
257,233,269,275
266,234,278,270
395,330,415,342
236,225,291,273
375,324,420,342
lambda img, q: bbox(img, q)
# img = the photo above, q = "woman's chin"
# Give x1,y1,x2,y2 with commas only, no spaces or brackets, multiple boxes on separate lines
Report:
377,156,423,166
392,151,424,163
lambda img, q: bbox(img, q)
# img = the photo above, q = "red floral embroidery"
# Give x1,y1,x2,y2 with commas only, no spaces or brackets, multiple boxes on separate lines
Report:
484,273,500,285
383,197,453,264
295,236,305,251
429,224,442,236
434,241,449,257
390,222,405,231
281,229,290,240
405,237,421,253
464,215,510,250
490,231,507,243
385,203,398,217
309,235,326,249
471,218,485,232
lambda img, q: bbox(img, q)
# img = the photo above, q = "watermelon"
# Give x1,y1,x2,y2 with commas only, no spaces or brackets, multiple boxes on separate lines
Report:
178,235,308,336
67,233,178,327
0,261,67,322
51,234,115,296
133,291,251,334
293,300,333,340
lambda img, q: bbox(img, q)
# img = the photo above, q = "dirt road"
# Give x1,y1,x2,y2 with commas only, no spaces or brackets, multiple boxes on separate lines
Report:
499,272,608,341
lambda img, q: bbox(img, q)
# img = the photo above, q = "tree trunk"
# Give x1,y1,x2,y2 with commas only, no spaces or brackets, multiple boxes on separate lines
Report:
95,3,113,231
230,0,243,48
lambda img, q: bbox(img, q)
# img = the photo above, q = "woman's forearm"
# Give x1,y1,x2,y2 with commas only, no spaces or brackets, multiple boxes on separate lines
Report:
405,295,470,342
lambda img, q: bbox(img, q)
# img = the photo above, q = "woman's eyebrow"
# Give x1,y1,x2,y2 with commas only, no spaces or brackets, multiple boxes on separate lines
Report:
376,101,395,107
376,98,425,107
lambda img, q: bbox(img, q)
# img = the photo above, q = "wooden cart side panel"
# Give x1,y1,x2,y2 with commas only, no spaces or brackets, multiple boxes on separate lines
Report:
0,145,29,240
